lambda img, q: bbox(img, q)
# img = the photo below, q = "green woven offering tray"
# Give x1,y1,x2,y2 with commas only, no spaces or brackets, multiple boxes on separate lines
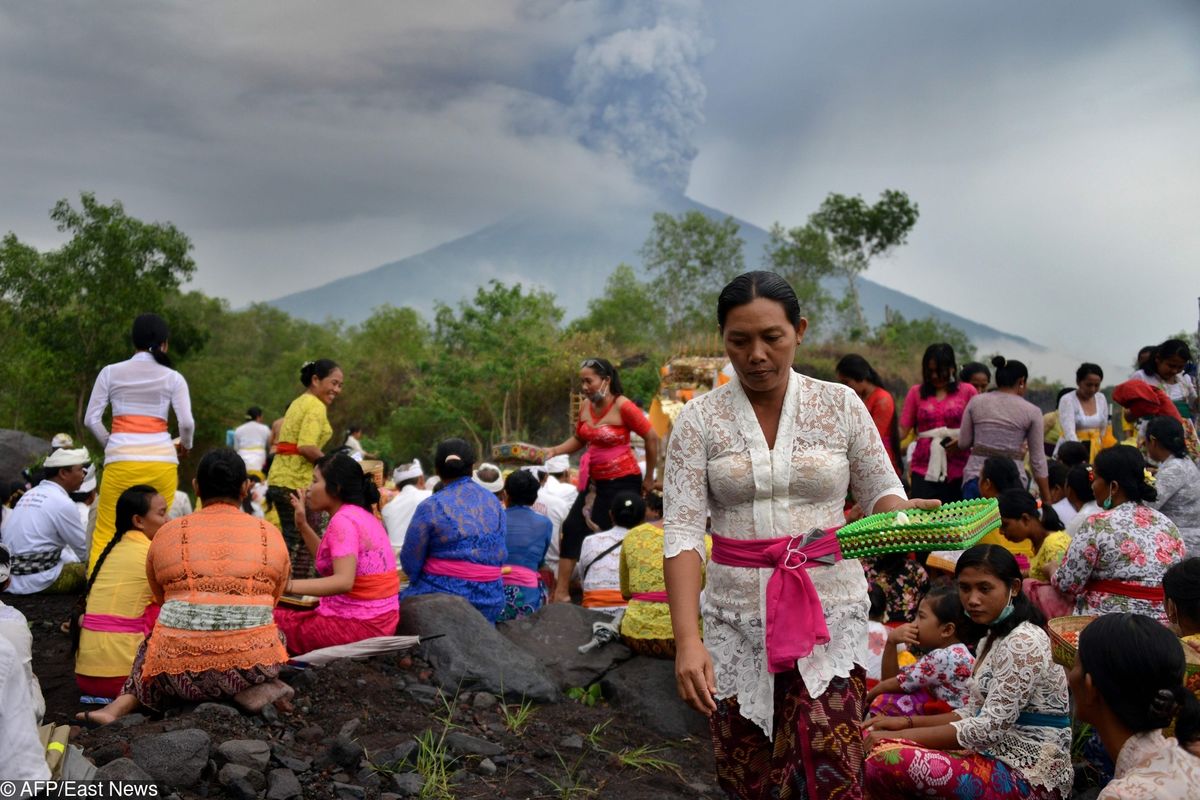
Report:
835,498,1000,559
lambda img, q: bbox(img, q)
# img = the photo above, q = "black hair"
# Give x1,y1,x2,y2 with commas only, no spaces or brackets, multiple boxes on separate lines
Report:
609,490,647,529
75,484,159,651
716,271,802,330
315,452,379,510
868,585,887,621
923,585,975,644
580,357,625,397
1075,363,1103,384
1145,338,1193,377
300,359,340,388
836,354,883,387
246,406,263,420
1136,345,1156,369
643,488,663,516
998,489,1065,532
955,544,1044,637
435,438,475,482
1147,416,1189,460
1164,558,1200,627
504,470,541,507
1066,463,1095,503
959,362,991,385
1094,445,1157,504
1056,387,1074,404
919,344,959,399
132,313,172,368
196,448,248,502
1047,460,1069,490
1057,441,1090,468
1078,613,1200,750
990,356,1028,388
980,456,1022,494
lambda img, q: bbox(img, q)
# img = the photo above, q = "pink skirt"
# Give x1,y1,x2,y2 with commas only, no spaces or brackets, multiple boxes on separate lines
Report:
274,607,400,657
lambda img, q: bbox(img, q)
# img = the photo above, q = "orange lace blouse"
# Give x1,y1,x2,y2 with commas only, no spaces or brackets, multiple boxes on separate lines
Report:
141,504,291,679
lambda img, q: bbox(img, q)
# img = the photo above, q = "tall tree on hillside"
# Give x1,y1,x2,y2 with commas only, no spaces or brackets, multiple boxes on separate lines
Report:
808,189,919,339
0,194,196,435
569,263,668,354
762,223,837,336
641,210,745,335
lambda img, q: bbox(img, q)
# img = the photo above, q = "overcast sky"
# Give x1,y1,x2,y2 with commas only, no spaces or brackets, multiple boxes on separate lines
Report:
1,1,1197,371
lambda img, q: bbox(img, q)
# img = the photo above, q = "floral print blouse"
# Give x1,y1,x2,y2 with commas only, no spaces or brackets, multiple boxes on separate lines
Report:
897,642,974,708
862,556,929,623
1051,502,1186,623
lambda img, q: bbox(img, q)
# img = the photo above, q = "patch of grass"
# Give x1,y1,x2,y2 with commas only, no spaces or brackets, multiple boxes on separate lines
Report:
612,742,683,780
415,726,459,800
499,696,537,735
536,749,596,800
583,718,611,749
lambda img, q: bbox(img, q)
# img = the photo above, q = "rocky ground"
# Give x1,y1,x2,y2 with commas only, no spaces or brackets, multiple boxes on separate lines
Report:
11,592,721,799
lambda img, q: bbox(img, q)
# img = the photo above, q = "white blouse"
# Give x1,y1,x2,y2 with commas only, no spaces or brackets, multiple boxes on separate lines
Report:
1100,730,1200,800
84,352,194,463
664,372,905,739
1057,390,1110,443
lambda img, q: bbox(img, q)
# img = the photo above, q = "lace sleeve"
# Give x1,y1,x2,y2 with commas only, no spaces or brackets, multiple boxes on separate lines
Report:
842,387,906,512
663,400,709,562
951,627,1047,749
1150,461,1184,509
1051,516,1100,595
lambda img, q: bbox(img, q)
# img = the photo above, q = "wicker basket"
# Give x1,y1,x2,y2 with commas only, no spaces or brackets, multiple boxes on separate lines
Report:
491,442,544,465
360,459,385,488
835,498,1000,559
1050,615,1200,676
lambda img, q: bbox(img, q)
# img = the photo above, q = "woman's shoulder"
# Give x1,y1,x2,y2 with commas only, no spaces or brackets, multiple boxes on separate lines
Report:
1004,621,1053,654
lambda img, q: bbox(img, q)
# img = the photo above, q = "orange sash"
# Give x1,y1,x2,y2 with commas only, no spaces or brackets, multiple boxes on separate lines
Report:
111,414,168,434
581,589,627,609
348,571,401,601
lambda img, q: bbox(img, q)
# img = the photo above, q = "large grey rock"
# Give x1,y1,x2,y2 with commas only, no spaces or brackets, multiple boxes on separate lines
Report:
268,768,303,800
0,429,50,485
498,603,632,690
218,739,272,771
444,731,504,757
130,729,212,788
600,657,710,739
97,758,155,783
391,773,425,797
218,763,267,792
399,593,558,703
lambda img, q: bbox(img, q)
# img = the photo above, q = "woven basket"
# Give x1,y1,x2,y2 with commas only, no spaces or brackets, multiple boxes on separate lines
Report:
835,498,1000,559
360,459,385,488
1050,615,1200,676
491,442,544,465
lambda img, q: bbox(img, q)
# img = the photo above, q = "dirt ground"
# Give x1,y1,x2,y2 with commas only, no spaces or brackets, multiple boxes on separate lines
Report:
9,592,721,800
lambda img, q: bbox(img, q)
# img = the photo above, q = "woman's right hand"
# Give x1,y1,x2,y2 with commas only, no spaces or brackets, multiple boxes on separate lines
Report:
290,489,308,529
887,622,919,647
674,639,717,716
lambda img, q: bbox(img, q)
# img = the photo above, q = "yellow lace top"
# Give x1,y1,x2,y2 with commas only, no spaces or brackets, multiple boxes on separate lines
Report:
619,523,710,641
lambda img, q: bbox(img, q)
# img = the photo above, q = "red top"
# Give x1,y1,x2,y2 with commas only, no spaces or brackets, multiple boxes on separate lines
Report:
864,386,898,470
576,398,652,482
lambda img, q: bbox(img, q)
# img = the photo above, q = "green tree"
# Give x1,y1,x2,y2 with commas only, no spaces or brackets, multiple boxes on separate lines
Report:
0,193,196,436
762,223,836,336
808,190,919,339
641,210,745,335
870,308,975,366
569,264,667,354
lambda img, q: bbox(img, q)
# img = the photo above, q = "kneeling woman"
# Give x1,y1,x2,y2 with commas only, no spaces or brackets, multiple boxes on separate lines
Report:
863,545,1073,800
275,454,399,655
79,449,293,723
74,486,168,698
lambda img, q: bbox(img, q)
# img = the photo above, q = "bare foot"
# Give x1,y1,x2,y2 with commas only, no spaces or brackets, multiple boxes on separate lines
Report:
234,680,295,713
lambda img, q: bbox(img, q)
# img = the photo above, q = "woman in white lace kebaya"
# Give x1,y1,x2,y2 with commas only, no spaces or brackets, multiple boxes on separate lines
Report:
663,272,935,800
863,546,1074,799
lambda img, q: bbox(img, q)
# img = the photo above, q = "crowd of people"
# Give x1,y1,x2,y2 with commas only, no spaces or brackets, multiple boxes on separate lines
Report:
0,293,1197,798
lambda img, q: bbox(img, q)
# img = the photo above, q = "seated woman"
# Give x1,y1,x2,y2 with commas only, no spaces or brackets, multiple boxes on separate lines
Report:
1164,558,1200,718
1146,416,1200,556
274,453,399,655
974,457,1035,564
863,545,1073,800
1052,445,1187,623
997,489,1074,618
1070,613,1200,795
1065,462,1101,537
577,490,643,613
619,490,709,658
866,586,975,718
74,486,168,699
78,449,293,724
497,469,552,622
401,439,507,623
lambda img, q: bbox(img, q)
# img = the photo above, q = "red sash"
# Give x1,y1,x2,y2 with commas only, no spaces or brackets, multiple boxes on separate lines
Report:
347,571,401,601
1085,579,1165,602
111,415,168,434
275,442,301,456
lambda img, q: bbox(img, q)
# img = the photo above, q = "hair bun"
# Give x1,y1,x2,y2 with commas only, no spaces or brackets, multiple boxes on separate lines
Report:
990,355,1007,369
1150,687,1180,720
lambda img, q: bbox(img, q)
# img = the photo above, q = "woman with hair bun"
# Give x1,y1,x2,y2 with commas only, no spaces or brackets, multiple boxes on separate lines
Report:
267,359,344,578
1069,613,1200,794
1057,363,1116,461
84,313,194,570
1147,417,1200,555
957,355,1050,502
274,453,399,655
1052,445,1187,622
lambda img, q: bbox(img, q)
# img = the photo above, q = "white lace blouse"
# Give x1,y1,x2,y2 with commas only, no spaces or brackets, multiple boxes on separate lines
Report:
663,372,905,739
950,622,1074,796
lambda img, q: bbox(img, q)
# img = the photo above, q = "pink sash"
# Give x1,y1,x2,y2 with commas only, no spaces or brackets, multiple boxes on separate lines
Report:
631,591,670,603
710,530,843,673
82,605,159,635
501,564,540,588
423,557,502,583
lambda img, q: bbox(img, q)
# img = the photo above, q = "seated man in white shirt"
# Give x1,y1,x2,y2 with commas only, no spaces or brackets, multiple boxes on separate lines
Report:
0,547,44,721
1,447,90,594
0,635,50,780
382,460,432,557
